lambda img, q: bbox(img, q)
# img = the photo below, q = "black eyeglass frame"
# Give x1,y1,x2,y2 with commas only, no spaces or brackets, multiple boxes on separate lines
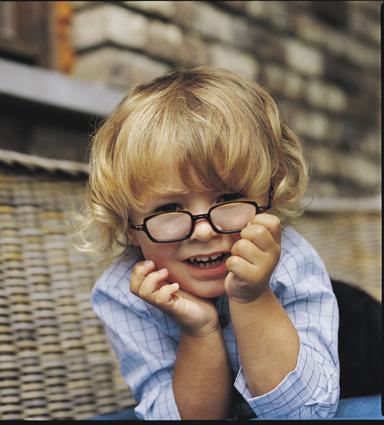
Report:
129,183,274,243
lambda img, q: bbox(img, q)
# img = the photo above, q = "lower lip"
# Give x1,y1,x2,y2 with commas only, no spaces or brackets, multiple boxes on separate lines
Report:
183,260,229,279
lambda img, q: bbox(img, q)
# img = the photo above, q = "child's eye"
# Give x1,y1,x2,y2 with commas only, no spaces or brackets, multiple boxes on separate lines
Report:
153,203,182,213
217,193,246,203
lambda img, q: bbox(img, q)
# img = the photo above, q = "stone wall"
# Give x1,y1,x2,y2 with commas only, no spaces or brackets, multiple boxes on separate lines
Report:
71,0,381,199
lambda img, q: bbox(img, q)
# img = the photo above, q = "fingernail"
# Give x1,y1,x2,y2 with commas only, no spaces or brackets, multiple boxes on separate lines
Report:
158,268,168,274
144,260,154,267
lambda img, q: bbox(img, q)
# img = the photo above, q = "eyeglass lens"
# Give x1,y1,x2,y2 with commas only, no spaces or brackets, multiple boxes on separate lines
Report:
146,202,256,241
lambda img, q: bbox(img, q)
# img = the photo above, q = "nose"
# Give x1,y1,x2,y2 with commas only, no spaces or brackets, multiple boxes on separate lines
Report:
189,217,216,242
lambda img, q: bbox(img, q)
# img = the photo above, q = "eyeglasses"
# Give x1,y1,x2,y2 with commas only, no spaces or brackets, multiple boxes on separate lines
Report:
129,184,274,243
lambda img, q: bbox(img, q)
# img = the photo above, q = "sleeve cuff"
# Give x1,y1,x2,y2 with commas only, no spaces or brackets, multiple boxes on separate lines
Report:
234,342,321,418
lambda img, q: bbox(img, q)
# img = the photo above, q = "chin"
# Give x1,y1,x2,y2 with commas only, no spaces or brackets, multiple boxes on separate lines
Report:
188,279,226,299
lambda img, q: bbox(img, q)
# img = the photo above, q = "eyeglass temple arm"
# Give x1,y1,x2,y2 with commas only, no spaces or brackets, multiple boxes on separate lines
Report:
129,222,143,231
257,183,274,213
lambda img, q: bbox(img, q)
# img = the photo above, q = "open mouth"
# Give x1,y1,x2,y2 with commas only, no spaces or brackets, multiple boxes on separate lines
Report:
185,252,231,269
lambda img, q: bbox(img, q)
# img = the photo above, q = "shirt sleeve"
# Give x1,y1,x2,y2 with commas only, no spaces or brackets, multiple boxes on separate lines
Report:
91,258,181,420
233,229,340,419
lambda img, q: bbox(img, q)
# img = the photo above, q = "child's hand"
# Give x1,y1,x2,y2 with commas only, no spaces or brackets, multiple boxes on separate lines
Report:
130,261,220,337
224,214,281,304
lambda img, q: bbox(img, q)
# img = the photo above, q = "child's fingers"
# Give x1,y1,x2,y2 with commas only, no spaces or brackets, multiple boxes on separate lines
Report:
230,238,263,264
138,268,169,299
225,255,256,283
155,283,180,305
130,260,155,294
240,224,278,253
244,213,281,245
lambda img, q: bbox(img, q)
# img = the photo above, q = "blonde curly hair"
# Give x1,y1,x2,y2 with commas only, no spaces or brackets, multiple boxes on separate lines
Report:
74,66,308,262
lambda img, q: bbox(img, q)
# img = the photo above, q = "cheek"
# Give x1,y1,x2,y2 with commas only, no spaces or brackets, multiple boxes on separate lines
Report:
136,237,179,268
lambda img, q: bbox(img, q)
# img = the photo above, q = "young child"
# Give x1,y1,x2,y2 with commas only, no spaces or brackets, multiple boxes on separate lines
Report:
79,66,339,419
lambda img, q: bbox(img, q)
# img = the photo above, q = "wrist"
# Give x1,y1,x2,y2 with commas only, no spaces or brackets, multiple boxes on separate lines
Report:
228,285,274,306
181,320,221,338
228,283,273,305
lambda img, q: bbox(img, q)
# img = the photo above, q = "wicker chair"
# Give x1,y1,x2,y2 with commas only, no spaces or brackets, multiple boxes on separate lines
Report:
0,150,381,419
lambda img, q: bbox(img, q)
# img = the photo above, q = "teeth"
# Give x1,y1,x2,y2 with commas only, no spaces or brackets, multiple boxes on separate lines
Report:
189,253,222,262
187,253,227,265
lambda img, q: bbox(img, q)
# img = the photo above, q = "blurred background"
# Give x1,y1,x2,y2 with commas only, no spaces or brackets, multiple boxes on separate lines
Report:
0,1,381,420
0,0,380,197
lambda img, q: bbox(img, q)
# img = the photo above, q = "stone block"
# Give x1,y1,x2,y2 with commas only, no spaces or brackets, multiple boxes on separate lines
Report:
73,47,169,89
264,1,294,32
342,38,380,69
283,70,304,99
359,131,381,157
305,79,326,109
293,14,348,59
231,16,250,50
282,71,303,99
324,84,348,113
244,1,267,19
208,43,259,79
248,26,285,64
181,33,209,67
289,107,329,141
349,7,380,45
262,64,286,94
174,2,234,44
285,38,324,76
123,1,176,19
309,145,380,188
70,1,98,10
217,1,246,12
147,20,184,63
293,14,327,47
304,79,347,113
72,4,148,51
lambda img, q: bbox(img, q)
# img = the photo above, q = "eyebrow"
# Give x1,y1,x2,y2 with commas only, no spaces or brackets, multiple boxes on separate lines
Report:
139,192,186,214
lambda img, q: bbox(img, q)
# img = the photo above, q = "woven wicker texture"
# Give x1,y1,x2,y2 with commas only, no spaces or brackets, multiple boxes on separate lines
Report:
0,163,381,419
295,211,381,302
0,167,135,420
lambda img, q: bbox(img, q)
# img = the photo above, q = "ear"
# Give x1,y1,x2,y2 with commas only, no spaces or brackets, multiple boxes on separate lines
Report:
127,228,140,247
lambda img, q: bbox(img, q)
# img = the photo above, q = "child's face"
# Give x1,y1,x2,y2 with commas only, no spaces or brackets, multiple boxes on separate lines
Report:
129,175,268,299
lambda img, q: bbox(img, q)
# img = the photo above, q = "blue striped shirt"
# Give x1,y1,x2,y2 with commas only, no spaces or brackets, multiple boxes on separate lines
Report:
91,226,340,419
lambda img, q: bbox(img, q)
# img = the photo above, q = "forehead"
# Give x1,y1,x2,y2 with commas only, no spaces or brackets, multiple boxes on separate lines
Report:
133,165,209,204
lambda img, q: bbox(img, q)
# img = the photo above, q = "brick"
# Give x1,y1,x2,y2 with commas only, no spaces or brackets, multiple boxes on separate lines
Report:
264,1,294,32
231,16,250,50
244,1,267,19
342,38,380,69
73,48,169,89
306,180,340,198
217,1,246,12
349,7,380,45
324,85,348,113
248,27,285,64
293,14,347,58
282,71,303,99
285,39,324,76
289,107,329,141
305,79,326,109
174,2,233,44
326,119,345,146
123,1,176,19
72,4,148,51
181,33,209,67
70,1,98,10
208,43,259,79
304,80,348,113
147,20,184,63
359,130,381,158
309,145,380,188
263,64,286,94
